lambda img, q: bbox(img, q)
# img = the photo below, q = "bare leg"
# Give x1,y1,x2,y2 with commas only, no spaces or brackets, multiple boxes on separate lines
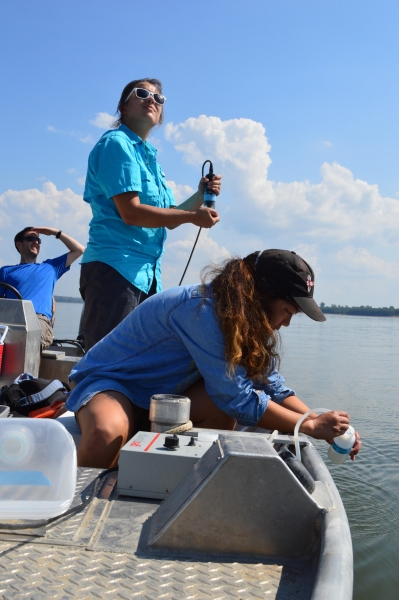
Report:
76,391,136,468
185,379,236,430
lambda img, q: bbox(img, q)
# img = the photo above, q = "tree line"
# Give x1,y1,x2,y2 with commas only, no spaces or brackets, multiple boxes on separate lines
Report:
319,303,399,317
54,295,83,304
54,296,398,316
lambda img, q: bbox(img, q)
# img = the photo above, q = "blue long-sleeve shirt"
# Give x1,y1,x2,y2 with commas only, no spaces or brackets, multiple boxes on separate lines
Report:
66,284,295,426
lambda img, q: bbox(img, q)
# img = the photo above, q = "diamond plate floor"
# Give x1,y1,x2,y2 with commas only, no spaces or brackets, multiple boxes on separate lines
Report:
0,469,314,599
0,543,311,599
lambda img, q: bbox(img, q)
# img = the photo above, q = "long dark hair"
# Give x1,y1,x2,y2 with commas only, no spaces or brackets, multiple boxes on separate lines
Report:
202,253,296,381
112,78,164,128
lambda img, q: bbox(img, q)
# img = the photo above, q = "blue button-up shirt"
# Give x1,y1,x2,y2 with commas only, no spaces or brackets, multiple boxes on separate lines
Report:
81,125,176,293
66,284,295,426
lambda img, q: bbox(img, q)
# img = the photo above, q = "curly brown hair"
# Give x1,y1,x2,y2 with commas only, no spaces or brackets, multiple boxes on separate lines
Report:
202,252,297,381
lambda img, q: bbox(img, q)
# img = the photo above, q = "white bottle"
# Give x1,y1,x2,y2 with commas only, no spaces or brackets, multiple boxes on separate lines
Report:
328,425,356,464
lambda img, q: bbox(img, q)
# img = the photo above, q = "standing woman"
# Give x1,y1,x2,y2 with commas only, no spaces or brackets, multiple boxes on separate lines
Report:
80,78,221,349
66,249,362,468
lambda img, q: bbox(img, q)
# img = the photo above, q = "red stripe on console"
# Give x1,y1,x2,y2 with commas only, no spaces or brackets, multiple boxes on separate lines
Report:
144,432,161,452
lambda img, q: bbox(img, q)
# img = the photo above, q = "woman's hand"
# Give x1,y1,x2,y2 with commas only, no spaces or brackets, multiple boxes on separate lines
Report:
326,429,362,461
349,430,362,460
192,206,220,228
300,411,350,440
198,174,222,196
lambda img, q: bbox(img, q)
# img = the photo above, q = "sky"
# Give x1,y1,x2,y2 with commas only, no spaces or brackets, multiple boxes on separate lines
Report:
0,0,398,306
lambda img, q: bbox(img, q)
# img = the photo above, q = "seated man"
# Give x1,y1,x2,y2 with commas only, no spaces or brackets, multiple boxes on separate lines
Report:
0,226,85,350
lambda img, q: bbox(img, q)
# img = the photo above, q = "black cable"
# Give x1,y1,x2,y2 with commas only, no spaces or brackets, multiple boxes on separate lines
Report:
178,227,202,286
0,467,118,531
178,160,215,286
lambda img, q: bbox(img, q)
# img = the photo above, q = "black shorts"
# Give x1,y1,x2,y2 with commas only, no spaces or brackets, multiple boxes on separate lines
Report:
79,261,157,351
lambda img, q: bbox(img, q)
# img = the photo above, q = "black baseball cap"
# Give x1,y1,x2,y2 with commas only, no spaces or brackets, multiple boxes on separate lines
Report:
253,249,326,322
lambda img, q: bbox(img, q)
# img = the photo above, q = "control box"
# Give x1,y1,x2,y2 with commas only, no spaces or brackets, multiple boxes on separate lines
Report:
117,431,217,499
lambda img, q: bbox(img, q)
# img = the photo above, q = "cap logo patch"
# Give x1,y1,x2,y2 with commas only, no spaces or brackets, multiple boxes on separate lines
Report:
307,275,314,293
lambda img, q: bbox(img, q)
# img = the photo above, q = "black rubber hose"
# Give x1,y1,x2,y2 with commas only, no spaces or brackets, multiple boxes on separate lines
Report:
279,446,315,494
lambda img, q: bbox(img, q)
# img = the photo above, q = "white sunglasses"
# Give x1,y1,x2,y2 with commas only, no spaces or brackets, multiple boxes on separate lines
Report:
124,87,166,106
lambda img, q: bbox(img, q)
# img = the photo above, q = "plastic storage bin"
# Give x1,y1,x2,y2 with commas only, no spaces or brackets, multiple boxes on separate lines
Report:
0,418,77,519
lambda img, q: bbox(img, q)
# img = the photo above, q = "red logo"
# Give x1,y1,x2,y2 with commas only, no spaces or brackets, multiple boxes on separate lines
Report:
307,275,314,293
130,440,141,447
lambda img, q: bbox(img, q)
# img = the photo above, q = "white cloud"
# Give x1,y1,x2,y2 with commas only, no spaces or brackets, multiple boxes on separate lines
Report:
165,180,195,203
47,126,93,144
335,247,397,278
0,182,90,237
322,140,333,147
165,115,399,245
67,168,77,174
291,243,321,277
77,177,86,186
79,135,94,144
148,135,163,153
165,115,272,173
89,112,115,130
162,226,230,289
3,115,396,305
164,115,399,305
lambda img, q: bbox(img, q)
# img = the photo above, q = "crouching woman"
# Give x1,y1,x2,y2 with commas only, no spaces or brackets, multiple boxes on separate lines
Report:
66,249,362,468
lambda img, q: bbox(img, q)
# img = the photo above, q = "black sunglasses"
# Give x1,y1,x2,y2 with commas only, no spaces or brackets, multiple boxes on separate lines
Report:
23,236,41,244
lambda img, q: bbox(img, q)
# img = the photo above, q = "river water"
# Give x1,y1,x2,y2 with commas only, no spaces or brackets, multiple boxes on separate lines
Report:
54,305,399,599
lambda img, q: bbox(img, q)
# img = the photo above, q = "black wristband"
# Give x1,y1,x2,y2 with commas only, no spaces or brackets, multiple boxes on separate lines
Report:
55,230,62,239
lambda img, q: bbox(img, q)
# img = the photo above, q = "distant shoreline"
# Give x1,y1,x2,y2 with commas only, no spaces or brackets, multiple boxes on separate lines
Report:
320,304,399,317
54,296,398,317
54,296,83,304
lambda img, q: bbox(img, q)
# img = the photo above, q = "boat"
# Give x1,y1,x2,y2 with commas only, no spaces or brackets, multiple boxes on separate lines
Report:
0,295,353,599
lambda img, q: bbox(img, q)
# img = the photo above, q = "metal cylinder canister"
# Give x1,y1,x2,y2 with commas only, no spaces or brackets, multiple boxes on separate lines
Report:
149,394,191,432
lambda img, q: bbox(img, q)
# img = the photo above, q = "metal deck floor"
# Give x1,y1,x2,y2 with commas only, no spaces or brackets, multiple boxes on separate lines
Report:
0,469,314,599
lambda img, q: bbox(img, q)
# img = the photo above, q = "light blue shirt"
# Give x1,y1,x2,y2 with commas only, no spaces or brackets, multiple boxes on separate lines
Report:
81,124,176,293
66,284,295,426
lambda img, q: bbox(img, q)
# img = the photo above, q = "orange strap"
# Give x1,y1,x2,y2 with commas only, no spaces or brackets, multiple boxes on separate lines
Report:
30,399,65,419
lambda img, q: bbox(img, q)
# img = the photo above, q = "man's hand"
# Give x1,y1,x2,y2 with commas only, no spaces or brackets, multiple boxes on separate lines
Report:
34,227,85,267
33,226,59,236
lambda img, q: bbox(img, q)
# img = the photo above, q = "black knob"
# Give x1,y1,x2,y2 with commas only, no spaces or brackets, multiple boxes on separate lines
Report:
164,434,180,450
188,436,196,446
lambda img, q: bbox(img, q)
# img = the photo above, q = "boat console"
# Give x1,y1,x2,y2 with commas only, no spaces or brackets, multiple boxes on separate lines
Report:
0,298,41,385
